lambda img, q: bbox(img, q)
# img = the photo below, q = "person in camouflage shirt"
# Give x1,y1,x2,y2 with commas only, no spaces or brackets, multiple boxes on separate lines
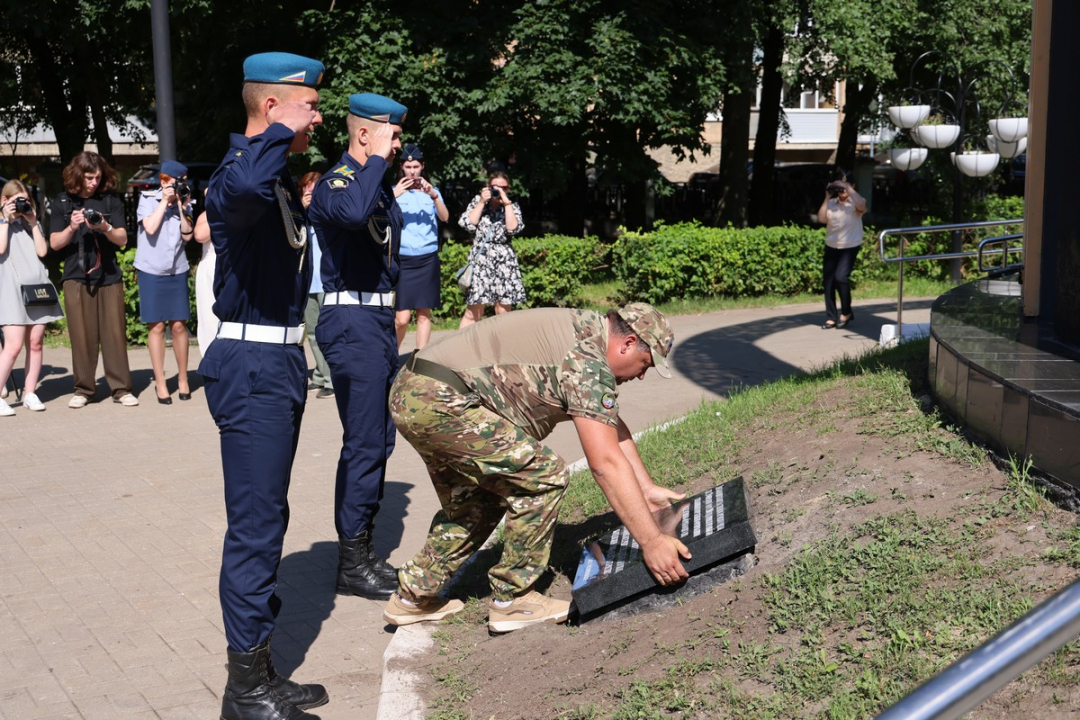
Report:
382,303,691,632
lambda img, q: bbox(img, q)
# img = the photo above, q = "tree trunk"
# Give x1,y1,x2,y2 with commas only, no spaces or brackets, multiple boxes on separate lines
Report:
835,79,877,172
35,45,88,164
556,148,588,237
716,8,755,228
747,18,785,226
76,44,114,164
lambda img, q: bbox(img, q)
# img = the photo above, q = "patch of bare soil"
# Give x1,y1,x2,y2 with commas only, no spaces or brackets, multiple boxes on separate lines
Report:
405,379,1080,720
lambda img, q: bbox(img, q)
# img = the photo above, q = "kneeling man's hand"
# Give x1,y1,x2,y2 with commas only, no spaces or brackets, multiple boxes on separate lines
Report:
642,534,691,587
643,484,686,514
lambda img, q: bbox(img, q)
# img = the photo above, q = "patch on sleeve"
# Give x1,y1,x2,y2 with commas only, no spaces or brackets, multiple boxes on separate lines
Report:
332,164,355,177
601,392,616,409
328,177,350,191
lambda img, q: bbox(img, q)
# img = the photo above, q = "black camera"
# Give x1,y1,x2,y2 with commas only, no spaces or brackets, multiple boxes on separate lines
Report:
14,197,32,215
175,180,191,199
488,186,504,200
826,183,845,198
84,208,104,225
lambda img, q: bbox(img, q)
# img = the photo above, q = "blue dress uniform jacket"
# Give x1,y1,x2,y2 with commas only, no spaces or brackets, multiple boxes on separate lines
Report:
310,151,402,540
199,122,312,653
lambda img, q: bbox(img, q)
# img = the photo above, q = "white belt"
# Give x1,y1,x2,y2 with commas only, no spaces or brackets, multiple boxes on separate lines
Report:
323,290,397,308
216,322,305,345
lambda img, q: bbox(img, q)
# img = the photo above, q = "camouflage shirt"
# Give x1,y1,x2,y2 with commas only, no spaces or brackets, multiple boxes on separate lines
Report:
418,308,619,440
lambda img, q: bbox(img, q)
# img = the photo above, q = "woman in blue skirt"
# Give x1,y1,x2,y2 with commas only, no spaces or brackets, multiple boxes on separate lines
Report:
135,160,194,404
393,144,449,349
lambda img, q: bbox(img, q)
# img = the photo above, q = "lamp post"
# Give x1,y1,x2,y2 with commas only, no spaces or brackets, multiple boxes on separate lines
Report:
885,50,1027,281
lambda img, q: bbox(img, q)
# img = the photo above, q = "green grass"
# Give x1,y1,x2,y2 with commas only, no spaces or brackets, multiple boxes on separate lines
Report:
427,337,1080,719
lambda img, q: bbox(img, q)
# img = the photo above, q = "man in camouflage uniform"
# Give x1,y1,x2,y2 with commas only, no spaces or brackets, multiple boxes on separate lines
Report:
382,303,692,632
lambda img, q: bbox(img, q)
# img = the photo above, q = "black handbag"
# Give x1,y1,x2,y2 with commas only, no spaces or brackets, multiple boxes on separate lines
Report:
21,283,60,306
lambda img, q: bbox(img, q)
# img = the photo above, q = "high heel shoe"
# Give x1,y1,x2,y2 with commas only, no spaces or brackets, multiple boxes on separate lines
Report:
157,392,172,405
178,392,192,401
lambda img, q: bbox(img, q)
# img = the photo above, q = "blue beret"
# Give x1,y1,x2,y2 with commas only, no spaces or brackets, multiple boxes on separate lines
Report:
160,160,187,179
402,144,423,162
349,93,407,125
243,52,324,88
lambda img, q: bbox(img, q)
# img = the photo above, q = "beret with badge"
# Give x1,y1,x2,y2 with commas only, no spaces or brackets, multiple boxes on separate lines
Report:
349,93,407,125
243,52,324,88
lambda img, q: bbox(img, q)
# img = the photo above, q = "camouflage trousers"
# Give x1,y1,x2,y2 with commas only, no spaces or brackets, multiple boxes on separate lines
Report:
389,367,570,601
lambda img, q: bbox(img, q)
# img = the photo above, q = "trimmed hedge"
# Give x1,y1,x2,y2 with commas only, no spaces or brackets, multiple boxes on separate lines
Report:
612,221,888,306
434,235,606,320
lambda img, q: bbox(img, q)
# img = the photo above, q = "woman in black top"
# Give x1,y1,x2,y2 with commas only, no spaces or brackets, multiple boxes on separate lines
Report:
48,151,138,408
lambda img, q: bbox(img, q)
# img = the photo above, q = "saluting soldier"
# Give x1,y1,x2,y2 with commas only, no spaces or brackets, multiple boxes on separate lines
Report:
200,52,329,720
309,93,406,600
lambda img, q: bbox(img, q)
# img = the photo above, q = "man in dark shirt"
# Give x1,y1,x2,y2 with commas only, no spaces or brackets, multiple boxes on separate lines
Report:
199,52,328,720
310,93,406,600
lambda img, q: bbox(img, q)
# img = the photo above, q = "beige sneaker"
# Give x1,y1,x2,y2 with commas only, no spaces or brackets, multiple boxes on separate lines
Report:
0,398,14,417
383,593,465,626
68,395,89,409
114,393,139,407
488,591,571,633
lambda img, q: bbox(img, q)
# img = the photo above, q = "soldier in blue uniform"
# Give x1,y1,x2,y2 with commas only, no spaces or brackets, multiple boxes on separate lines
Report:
199,52,329,720
309,93,406,600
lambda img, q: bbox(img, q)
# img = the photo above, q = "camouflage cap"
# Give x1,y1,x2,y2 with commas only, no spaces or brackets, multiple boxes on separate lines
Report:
617,303,674,378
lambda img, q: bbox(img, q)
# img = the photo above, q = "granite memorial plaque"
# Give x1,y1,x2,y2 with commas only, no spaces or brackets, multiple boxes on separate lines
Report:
571,477,755,618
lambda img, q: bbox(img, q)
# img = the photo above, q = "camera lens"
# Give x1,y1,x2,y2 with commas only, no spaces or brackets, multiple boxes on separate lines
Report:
14,197,31,214
85,208,103,225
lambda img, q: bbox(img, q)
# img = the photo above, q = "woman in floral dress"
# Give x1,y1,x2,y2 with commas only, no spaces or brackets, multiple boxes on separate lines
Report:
458,170,525,328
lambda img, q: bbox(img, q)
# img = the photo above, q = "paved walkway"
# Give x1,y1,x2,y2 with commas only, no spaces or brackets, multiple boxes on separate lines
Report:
0,299,931,720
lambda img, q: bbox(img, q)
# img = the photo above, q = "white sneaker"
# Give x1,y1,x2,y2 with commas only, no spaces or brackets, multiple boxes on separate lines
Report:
68,395,89,409
22,392,45,412
114,393,139,407
0,398,14,417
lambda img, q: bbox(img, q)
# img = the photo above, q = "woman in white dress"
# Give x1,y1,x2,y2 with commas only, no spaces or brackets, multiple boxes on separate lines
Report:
0,179,64,415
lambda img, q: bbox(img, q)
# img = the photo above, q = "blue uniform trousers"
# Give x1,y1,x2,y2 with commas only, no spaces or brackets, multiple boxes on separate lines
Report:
316,305,397,538
200,340,306,652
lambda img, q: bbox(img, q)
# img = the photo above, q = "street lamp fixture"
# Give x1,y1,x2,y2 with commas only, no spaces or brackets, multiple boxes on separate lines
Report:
885,50,1028,280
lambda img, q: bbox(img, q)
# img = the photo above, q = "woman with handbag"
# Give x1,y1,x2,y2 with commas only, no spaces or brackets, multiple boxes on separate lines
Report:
457,170,525,329
135,160,195,405
0,179,64,416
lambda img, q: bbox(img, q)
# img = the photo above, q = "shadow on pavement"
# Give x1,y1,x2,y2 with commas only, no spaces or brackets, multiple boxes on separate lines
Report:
274,541,339,678
671,300,934,397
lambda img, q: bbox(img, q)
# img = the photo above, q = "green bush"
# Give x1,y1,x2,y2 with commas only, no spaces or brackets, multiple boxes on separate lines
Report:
434,235,606,320
612,221,887,305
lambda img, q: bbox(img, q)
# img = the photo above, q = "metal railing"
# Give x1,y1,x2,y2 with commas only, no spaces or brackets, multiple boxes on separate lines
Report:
877,218,1024,335
876,578,1080,720
977,233,1024,275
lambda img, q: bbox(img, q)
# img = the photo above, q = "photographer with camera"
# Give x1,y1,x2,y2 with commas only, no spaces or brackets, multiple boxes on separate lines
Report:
0,180,64,416
816,170,866,330
392,143,448,349
135,160,195,405
49,151,137,408
458,169,525,329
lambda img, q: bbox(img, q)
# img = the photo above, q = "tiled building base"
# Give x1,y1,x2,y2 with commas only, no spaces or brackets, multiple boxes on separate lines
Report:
930,273,1080,496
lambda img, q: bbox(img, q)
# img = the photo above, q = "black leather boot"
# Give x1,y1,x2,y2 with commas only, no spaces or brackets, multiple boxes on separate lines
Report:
361,524,398,581
336,530,397,599
220,642,317,720
266,640,329,710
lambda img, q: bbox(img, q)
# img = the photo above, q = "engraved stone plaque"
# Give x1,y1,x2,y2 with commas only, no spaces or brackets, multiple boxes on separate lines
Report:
571,477,755,618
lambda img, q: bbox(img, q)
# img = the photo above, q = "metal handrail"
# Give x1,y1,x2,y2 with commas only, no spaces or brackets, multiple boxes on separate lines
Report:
876,578,1080,720
977,233,1024,274
877,218,1024,335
